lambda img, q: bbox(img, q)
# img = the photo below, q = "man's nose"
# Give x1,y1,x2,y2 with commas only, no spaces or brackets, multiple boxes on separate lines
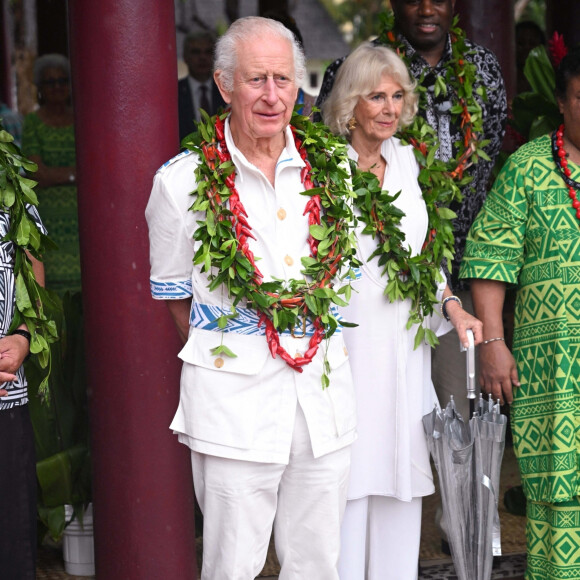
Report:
418,0,436,15
262,78,279,103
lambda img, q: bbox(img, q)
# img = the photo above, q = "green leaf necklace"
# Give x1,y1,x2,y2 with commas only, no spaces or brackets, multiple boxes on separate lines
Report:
376,13,489,180
186,111,358,375
0,127,58,400
351,162,457,349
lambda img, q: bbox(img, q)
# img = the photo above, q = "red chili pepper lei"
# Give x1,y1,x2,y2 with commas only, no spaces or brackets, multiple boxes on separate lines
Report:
198,117,338,371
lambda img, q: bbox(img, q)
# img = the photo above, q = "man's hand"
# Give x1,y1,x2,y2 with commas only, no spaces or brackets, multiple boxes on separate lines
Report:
479,340,520,405
0,334,30,396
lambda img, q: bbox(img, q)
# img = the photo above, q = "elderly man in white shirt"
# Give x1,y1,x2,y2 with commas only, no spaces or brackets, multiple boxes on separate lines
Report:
146,16,358,580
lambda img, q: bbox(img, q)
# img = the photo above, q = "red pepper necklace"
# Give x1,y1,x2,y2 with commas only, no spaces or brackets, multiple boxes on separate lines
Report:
553,124,580,219
201,115,329,372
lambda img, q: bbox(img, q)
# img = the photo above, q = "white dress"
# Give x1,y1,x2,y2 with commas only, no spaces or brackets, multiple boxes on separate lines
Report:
342,137,450,503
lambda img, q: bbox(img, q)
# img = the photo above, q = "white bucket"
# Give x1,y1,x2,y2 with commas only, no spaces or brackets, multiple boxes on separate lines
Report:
63,503,95,576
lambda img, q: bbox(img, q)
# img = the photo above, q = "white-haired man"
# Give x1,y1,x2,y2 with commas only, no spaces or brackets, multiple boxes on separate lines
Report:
146,16,358,579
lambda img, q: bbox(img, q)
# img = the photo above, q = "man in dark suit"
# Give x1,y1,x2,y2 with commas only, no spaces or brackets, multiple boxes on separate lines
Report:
178,30,225,142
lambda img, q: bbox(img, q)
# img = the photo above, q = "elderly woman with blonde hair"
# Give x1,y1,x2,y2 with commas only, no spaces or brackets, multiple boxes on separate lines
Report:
323,42,482,580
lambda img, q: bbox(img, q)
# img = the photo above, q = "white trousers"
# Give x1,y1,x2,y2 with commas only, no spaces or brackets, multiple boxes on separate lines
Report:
191,405,351,580
338,495,422,580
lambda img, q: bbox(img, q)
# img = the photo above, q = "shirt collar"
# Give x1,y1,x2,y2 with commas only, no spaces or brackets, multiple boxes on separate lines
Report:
223,116,305,184
398,33,453,70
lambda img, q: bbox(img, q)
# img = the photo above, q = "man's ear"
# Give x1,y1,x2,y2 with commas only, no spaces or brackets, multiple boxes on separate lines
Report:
214,70,232,104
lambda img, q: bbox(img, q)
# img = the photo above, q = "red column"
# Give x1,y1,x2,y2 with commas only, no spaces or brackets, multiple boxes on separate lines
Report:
455,0,516,102
68,2,197,578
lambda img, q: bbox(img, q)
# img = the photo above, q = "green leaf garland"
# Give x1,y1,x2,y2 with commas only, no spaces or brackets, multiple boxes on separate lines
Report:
0,125,58,399
344,11,484,346
377,12,489,181
183,110,360,374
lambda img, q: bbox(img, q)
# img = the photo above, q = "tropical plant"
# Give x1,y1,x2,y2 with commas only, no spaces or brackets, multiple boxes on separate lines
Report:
27,290,90,542
0,121,84,541
0,123,58,391
510,33,567,142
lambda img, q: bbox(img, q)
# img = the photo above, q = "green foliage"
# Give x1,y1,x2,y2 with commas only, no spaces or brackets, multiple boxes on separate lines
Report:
319,0,386,47
511,45,561,141
353,114,462,347
186,109,361,384
376,14,488,184
188,110,359,338
518,0,546,30
0,123,58,397
27,291,90,541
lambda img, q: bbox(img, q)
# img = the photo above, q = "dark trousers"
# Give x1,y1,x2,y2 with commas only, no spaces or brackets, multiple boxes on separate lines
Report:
0,405,37,580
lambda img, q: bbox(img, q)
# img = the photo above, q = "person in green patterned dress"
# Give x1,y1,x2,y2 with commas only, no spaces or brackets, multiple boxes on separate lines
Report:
460,46,580,580
22,54,80,295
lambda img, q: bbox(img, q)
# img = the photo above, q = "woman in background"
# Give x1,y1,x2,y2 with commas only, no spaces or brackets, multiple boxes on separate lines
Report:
22,53,80,295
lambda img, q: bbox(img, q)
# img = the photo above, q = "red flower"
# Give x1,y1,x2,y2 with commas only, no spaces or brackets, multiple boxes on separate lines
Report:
548,31,568,68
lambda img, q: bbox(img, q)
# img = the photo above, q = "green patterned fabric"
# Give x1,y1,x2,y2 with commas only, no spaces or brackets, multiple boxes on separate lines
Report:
460,134,580,505
527,498,580,580
22,112,80,295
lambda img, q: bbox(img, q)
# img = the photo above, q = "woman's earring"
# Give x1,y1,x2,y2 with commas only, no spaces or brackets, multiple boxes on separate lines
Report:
347,117,357,131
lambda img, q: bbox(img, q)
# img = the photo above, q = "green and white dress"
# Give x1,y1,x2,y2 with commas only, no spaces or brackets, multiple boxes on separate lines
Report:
460,134,580,580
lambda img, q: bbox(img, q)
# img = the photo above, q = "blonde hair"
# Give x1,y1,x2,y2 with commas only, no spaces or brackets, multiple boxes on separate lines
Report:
322,43,418,137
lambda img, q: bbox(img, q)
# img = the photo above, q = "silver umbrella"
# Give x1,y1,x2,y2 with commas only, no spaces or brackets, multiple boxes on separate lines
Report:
423,331,508,580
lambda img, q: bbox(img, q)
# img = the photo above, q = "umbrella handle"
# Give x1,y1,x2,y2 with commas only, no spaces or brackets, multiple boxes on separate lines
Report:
459,329,476,400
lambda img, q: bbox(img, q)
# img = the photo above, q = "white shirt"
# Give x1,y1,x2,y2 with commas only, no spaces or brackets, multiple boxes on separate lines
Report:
146,118,356,464
342,138,450,501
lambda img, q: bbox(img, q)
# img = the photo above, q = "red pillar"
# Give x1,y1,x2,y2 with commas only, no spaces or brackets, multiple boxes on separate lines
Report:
68,2,197,578
455,0,516,102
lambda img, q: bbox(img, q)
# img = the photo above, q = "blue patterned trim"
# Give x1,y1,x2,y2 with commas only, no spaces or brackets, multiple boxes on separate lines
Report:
190,302,342,336
348,267,362,281
150,279,193,299
159,149,192,171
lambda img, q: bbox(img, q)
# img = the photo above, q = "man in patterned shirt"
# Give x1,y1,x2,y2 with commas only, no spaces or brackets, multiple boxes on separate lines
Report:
316,0,507,425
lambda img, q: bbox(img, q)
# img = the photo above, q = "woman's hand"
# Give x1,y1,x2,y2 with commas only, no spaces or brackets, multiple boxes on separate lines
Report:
444,298,483,347
479,341,519,405
468,278,519,405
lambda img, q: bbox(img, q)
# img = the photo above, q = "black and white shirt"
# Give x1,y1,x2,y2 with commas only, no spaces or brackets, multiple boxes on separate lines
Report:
0,206,46,410
315,33,508,290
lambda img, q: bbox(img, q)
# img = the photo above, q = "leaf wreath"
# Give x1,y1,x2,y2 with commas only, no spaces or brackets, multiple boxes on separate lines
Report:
183,109,360,383
0,125,59,400
377,12,492,183
351,150,460,349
